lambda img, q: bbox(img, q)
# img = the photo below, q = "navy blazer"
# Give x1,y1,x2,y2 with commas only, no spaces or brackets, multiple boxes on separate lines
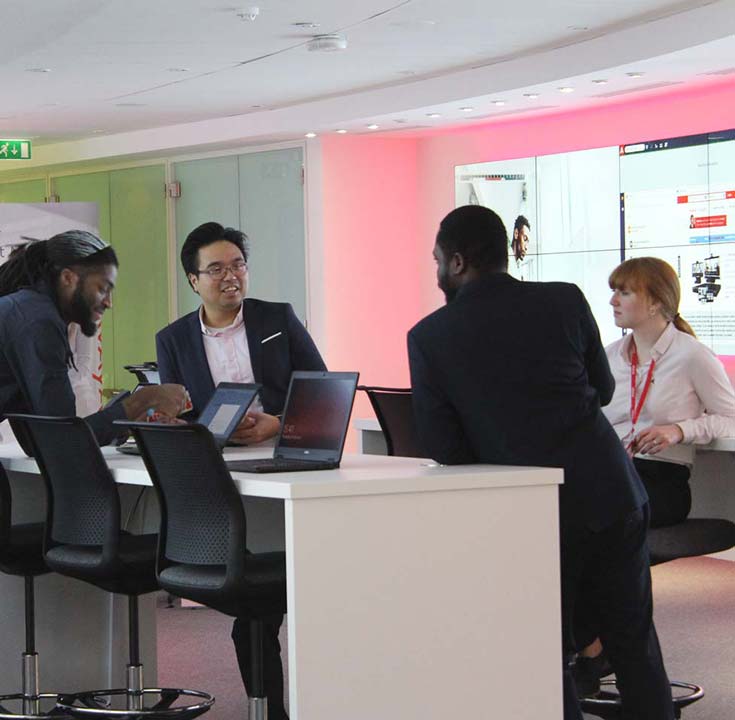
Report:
408,274,646,533
156,298,326,417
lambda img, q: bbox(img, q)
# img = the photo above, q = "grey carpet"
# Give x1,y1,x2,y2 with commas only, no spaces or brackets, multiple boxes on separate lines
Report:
158,556,734,720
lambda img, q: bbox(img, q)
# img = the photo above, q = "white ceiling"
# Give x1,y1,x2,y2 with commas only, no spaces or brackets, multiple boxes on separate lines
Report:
1,0,734,152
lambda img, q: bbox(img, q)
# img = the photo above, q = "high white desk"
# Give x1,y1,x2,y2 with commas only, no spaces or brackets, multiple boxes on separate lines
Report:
355,418,735,563
1,442,564,720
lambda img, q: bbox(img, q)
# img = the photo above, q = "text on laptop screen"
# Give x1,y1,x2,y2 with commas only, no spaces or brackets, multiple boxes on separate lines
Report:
280,377,355,450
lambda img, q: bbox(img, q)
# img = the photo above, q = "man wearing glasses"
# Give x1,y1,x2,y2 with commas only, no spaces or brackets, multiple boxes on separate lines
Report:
156,221,326,446
155,221,325,719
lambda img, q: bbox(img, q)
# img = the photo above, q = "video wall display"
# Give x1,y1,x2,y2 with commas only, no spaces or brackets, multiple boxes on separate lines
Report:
455,128,735,355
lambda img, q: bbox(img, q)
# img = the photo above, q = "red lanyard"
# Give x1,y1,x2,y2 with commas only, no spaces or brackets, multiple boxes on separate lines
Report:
630,346,655,430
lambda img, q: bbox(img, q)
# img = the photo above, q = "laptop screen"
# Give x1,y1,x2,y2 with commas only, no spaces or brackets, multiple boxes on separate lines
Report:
197,382,260,447
276,371,359,462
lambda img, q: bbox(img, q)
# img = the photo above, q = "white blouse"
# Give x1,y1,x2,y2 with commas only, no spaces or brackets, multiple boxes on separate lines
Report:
603,322,735,465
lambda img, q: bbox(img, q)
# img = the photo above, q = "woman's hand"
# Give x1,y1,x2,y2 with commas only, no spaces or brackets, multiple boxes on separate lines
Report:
634,424,684,455
230,412,281,445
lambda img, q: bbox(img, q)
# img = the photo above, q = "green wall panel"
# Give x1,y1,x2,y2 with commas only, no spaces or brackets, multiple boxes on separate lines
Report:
0,179,46,202
172,155,239,317
238,148,306,322
52,172,117,391
109,165,168,390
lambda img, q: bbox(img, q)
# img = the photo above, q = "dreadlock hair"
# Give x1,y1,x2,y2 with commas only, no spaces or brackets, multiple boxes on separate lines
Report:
0,230,118,298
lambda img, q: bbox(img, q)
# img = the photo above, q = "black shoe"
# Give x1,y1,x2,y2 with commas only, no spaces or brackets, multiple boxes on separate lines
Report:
573,652,613,698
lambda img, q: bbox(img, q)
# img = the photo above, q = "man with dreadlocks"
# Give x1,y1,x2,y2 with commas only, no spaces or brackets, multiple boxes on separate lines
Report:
0,229,187,445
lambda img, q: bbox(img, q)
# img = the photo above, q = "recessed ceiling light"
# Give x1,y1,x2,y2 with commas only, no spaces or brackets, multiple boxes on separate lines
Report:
236,7,260,22
305,132,317,138
426,112,441,118
366,124,379,130
523,93,539,99
167,67,190,73
626,71,645,78
460,106,474,112
336,129,347,134
491,100,506,107
26,67,52,73
567,25,589,31
307,34,347,52
592,79,608,85
292,22,320,29
558,86,575,93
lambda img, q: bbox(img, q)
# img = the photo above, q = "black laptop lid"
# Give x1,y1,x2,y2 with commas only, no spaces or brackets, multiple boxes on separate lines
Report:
197,382,261,448
274,371,359,463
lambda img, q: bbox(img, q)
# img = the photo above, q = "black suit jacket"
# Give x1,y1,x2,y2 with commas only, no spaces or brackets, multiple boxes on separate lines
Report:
408,274,646,532
156,298,326,416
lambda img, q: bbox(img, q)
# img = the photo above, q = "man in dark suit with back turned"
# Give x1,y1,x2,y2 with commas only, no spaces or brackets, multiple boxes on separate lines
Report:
157,221,326,720
407,205,673,720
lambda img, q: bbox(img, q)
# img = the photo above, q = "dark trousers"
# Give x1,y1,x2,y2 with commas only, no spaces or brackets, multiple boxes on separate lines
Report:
561,505,674,720
633,458,691,528
231,614,288,720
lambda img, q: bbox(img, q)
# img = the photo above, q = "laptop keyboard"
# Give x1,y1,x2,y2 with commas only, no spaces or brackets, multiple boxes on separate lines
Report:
226,458,338,474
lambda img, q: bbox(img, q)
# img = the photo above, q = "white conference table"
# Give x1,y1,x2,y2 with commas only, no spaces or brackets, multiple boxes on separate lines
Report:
1,441,564,720
355,417,735,564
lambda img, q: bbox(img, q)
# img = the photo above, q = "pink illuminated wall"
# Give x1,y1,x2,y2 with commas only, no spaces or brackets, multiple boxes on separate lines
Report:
416,78,735,316
318,79,735,433
320,135,421,433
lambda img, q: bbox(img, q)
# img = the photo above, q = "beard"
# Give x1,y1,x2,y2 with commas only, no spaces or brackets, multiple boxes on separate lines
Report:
69,283,99,337
437,268,458,304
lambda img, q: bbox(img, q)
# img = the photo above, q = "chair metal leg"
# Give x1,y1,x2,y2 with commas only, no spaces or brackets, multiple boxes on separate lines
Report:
248,697,267,720
21,653,40,717
247,620,267,720
55,595,214,719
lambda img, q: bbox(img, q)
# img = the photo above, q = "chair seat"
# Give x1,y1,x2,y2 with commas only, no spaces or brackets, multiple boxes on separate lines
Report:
0,522,47,576
45,532,159,595
648,518,735,565
160,551,287,617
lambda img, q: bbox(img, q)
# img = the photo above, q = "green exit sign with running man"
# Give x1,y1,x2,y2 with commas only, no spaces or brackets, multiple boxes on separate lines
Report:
0,140,32,160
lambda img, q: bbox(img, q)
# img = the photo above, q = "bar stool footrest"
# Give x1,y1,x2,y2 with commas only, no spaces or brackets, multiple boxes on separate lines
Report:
57,688,213,720
580,678,704,719
0,692,73,719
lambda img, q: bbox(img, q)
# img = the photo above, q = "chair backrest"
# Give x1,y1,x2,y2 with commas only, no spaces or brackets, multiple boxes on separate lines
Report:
127,423,247,577
358,386,423,457
6,415,120,558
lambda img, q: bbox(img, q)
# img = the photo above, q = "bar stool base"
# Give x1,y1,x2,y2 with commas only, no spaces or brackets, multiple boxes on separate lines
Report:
0,692,72,719
57,688,213,720
580,678,704,719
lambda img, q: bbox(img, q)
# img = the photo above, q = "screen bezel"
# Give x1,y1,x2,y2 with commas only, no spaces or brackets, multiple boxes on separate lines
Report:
274,371,359,463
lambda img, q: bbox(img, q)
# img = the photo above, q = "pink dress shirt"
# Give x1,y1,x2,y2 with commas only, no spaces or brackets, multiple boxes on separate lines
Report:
603,322,735,465
199,305,264,414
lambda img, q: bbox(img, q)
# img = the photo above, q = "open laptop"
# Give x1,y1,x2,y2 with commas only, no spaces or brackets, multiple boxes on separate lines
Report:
226,371,359,474
116,382,261,455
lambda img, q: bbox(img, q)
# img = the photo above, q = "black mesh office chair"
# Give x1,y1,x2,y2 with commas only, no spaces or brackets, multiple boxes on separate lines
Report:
357,386,423,457
0,465,69,718
580,517,735,719
7,414,213,720
124,422,287,720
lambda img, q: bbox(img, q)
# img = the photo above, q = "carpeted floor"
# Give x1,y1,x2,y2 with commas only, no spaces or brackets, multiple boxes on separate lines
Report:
157,556,734,719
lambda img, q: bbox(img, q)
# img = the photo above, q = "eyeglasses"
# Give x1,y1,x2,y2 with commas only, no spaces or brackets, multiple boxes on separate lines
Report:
196,260,247,280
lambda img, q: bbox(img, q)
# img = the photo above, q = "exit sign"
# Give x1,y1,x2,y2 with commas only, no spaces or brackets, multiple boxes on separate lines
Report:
0,140,32,160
